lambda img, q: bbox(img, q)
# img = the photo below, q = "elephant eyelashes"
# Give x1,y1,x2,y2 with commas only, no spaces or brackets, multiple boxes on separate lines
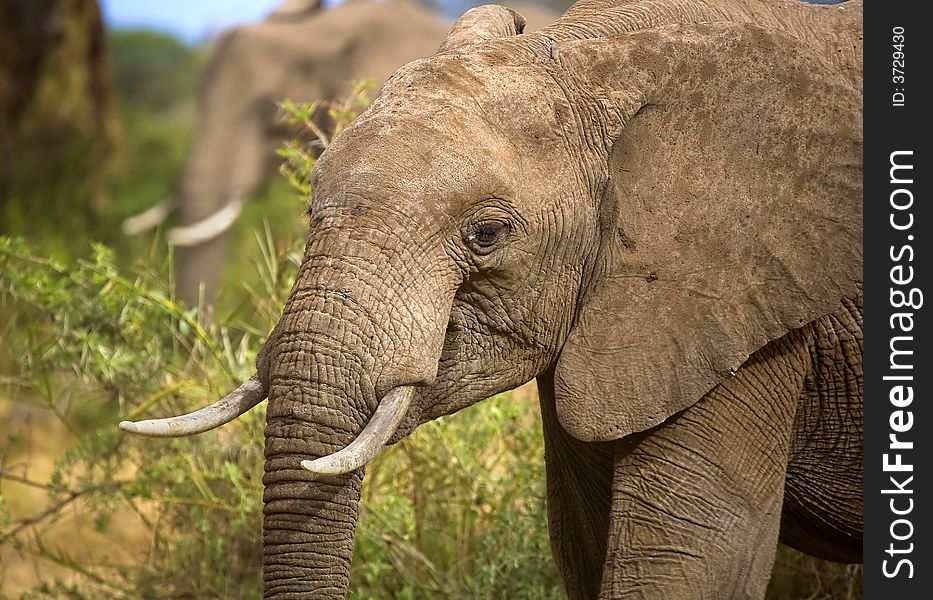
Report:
465,220,508,254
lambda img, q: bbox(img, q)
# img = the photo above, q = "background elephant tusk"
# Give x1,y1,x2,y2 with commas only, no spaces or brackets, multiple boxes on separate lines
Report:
121,197,173,236
301,385,414,475
119,375,265,437
166,194,244,247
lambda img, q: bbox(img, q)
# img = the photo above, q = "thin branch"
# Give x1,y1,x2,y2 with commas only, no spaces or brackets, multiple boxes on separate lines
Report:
0,470,59,492
0,483,117,545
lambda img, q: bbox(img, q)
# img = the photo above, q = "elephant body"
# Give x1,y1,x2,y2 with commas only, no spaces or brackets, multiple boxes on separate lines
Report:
542,288,863,598
122,0,864,597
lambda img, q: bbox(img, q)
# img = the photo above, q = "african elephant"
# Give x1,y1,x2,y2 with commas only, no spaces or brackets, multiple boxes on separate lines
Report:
120,0,864,598
121,0,558,306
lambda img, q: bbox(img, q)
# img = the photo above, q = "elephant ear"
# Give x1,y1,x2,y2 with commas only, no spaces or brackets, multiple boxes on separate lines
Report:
438,5,526,52
552,23,862,442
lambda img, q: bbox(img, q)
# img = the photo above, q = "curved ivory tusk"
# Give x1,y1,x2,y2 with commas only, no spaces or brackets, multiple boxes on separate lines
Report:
122,198,173,236
301,386,414,475
119,375,265,437
166,194,244,247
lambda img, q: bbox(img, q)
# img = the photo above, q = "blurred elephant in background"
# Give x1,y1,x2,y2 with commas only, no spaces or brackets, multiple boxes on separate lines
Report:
121,0,862,598
122,0,558,306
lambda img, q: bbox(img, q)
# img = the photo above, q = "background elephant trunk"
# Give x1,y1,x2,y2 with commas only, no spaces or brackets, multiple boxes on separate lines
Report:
174,29,274,306
173,115,267,305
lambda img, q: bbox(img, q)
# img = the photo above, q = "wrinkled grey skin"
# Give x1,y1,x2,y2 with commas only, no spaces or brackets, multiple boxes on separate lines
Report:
251,0,862,598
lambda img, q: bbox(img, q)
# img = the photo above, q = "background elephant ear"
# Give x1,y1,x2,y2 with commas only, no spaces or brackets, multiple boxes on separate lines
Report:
553,23,862,442
438,5,526,52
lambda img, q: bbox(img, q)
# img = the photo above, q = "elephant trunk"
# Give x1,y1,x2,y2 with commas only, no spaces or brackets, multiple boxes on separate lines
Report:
262,329,376,598
172,28,270,305
260,240,454,597
263,399,363,598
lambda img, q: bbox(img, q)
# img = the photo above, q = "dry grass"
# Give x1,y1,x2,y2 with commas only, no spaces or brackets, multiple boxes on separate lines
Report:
0,403,149,596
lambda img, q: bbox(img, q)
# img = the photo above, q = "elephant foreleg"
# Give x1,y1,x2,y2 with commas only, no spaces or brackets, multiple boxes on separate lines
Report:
538,371,616,600
599,330,811,599
781,292,864,562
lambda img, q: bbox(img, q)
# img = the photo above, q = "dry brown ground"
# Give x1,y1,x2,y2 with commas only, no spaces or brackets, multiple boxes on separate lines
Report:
0,398,149,596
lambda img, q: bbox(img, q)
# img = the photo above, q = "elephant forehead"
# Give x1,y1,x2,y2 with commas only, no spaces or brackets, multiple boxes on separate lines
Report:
314,112,519,205
310,45,574,220
375,49,564,134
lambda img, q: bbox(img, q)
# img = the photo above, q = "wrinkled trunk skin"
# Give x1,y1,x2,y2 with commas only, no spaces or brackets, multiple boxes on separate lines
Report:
263,393,365,598
261,297,376,598
260,227,452,597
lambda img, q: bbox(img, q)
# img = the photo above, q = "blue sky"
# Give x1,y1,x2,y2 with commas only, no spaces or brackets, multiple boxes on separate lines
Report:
99,0,287,43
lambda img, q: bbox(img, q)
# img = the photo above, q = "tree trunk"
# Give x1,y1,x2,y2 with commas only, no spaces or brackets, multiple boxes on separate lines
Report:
1,0,116,230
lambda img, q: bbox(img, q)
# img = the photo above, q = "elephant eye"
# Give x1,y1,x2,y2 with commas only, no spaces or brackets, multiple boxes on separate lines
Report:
465,220,508,254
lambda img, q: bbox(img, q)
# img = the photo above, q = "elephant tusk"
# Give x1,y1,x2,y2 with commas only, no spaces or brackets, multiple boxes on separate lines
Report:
119,375,265,437
301,385,414,475
122,198,173,236
166,194,245,247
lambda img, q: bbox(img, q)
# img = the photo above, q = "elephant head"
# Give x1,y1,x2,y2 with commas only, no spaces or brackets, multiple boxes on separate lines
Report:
266,0,323,22
121,0,862,597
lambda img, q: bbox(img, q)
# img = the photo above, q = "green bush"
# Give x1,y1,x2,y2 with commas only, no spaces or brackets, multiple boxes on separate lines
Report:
0,235,270,598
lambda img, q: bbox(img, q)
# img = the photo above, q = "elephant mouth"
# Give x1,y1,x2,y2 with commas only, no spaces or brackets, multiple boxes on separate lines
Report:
119,375,417,475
